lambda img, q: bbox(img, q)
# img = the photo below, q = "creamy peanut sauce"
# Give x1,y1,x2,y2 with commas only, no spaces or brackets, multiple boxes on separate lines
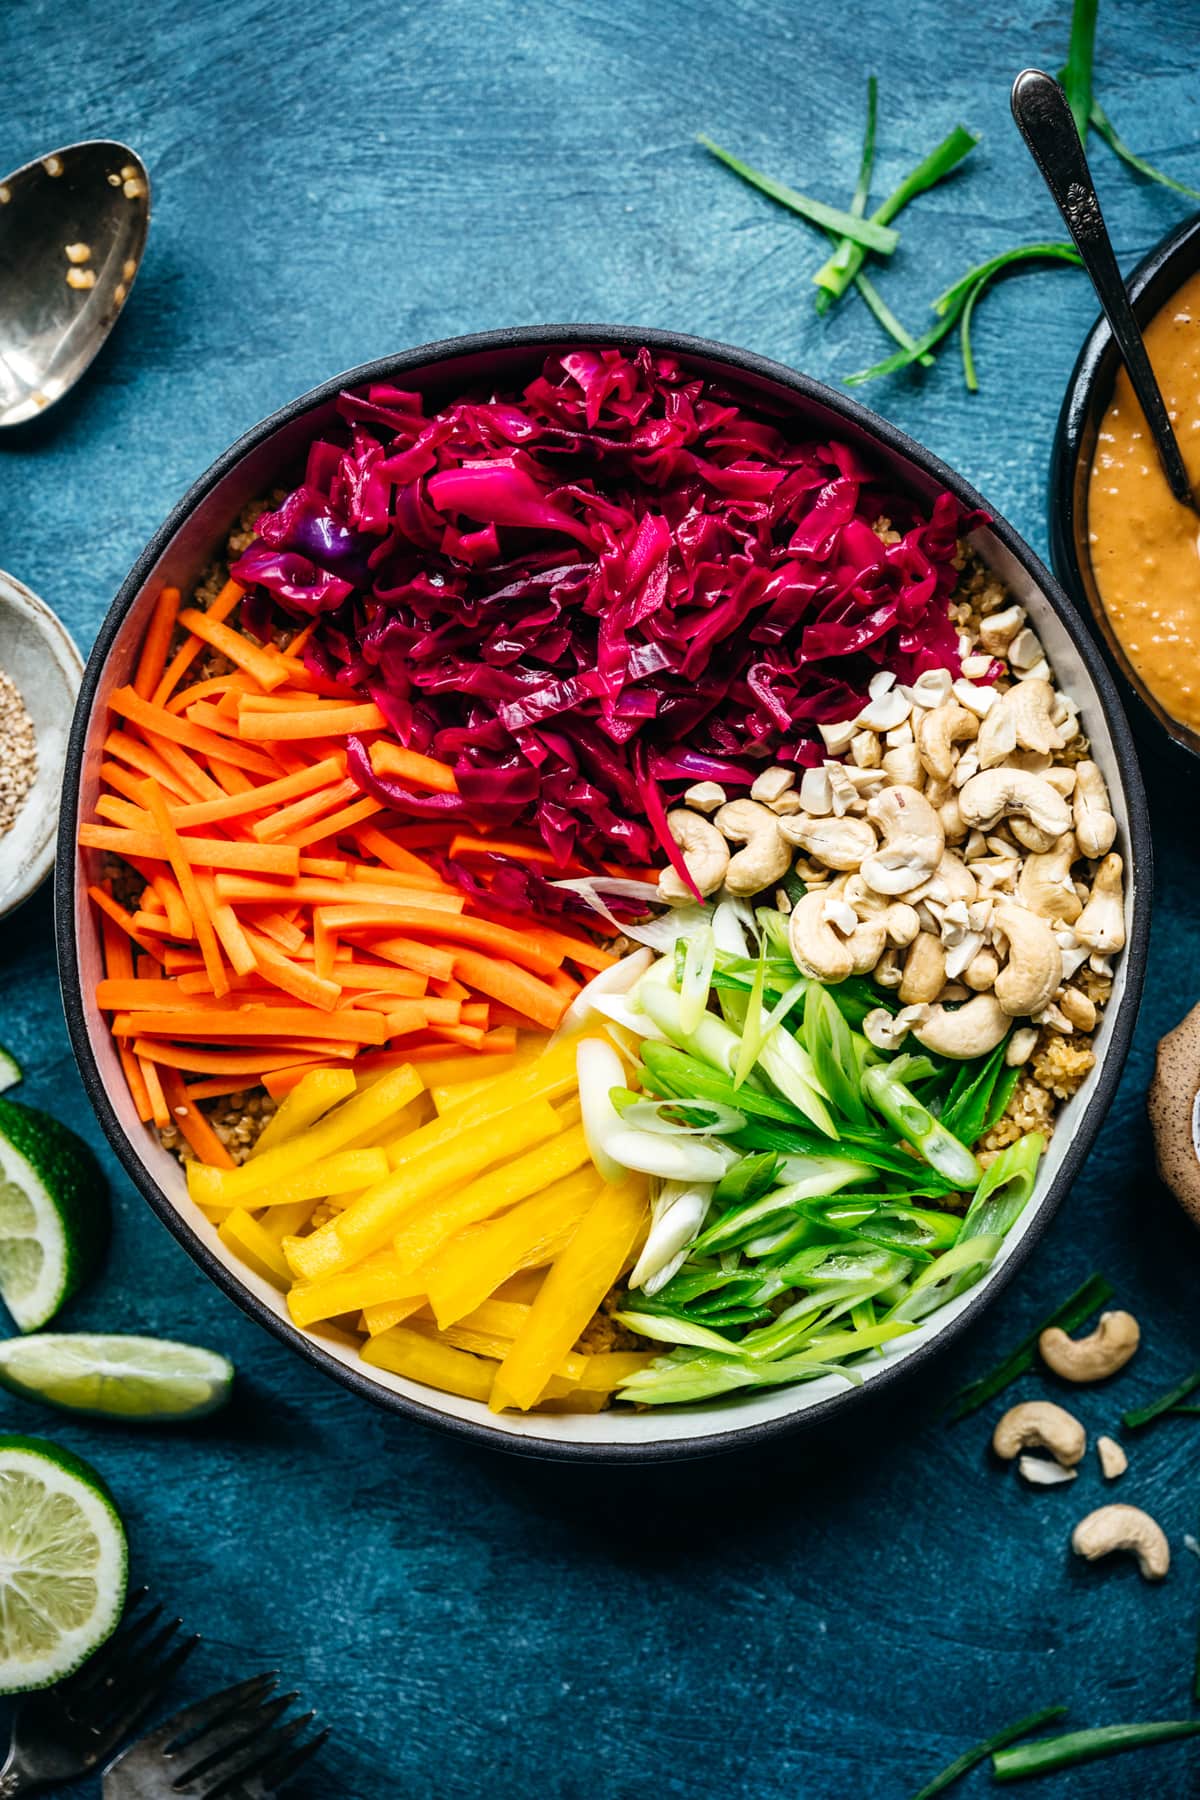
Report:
1087,268,1200,734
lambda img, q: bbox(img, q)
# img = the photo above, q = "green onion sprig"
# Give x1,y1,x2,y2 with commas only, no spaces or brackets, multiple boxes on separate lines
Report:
697,136,899,254
1122,1366,1200,1431
946,1272,1114,1421
910,1704,1067,1800
992,1717,1200,1782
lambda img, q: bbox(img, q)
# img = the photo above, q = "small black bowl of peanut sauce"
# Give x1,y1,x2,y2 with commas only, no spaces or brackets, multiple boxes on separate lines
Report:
1051,211,1200,765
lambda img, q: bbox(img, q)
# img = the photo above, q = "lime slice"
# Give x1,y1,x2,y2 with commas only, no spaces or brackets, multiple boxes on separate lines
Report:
0,1048,22,1094
0,1334,235,1422
0,1097,109,1331
0,1434,128,1692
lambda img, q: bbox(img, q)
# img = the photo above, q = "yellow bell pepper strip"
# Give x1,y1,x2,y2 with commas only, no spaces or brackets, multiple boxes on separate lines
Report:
390,1125,593,1277
256,1197,319,1244
424,1170,601,1328
492,1176,648,1412
251,1067,356,1156
218,1208,293,1288
382,1040,577,1166
188,1063,423,1209
571,1351,658,1392
361,1296,430,1335
537,1391,609,1414
215,1148,390,1217
285,1097,564,1282
286,1252,427,1328
362,1326,497,1402
426,1307,588,1381
430,1077,497,1113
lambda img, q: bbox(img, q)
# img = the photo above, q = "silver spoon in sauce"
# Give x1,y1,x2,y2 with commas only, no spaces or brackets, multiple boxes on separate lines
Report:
0,139,150,428
1011,67,1200,515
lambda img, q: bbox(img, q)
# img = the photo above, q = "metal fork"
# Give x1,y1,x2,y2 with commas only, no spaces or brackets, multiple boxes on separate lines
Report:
103,1673,328,1799
0,1589,199,1795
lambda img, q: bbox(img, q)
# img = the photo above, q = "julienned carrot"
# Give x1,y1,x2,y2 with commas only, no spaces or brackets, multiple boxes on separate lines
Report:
157,1066,237,1169
104,731,200,804
108,685,280,780
200,878,257,978
353,824,447,885
242,926,341,1012
210,877,463,912
176,607,288,692
284,796,384,850
87,886,166,959
116,1007,387,1043
151,579,244,706
237,703,386,740
132,587,182,700
249,909,307,954
184,1076,268,1101
142,782,229,999
133,1042,328,1076
79,826,301,876
450,949,567,1032
140,1056,171,1129
370,742,459,794
163,671,257,716
367,936,456,982
324,906,563,977
158,758,343,829
250,777,358,841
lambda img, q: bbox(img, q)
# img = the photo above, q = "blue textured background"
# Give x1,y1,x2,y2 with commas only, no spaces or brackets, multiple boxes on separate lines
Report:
3,1,1200,1794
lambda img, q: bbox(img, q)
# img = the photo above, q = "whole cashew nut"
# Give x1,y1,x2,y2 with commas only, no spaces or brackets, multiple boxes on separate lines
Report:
659,810,729,903
1039,1310,1140,1382
1074,853,1126,953
916,700,979,783
963,947,1000,991
779,812,877,871
992,1400,1086,1467
788,891,854,982
976,678,1066,768
958,768,1072,841
1073,760,1117,859
1071,1504,1170,1581
714,799,791,897
1017,831,1083,924
992,901,1063,1018
899,931,947,1005
860,785,945,895
913,992,1010,1058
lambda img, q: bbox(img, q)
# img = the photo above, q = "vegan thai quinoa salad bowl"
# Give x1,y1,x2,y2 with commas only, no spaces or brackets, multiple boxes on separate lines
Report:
58,327,1149,1459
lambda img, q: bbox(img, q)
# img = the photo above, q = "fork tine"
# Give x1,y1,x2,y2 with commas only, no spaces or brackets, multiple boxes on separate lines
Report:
80,1632,201,1749
199,1709,317,1799
70,1613,185,1727
177,1693,298,1785
140,1673,279,1755
259,1725,330,1794
63,1594,164,1698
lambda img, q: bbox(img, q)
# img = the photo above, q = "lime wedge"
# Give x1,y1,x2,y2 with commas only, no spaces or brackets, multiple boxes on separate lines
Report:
0,1334,234,1422
0,1048,22,1094
0,1434,128,1692
0,1097,109,1331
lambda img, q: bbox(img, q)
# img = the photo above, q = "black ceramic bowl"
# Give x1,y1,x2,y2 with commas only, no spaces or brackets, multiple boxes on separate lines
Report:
1050,210,1200,766
57,325,1152,1462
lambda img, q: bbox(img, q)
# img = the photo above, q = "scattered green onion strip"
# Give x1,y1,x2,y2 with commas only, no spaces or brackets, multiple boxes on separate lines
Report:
1061,0,1098,143
909,1704,1068,1800
697,135,900,254
947,1272,1114,1421
992,1717,1200,1782
1122,1366,1200,1431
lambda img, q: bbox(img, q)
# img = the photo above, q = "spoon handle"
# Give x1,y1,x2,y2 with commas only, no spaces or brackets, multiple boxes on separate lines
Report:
1011,66,1195,510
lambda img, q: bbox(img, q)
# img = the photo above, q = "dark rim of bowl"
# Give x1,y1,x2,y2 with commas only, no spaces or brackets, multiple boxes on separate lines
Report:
1049,208,1200,763
56,322,1153,1464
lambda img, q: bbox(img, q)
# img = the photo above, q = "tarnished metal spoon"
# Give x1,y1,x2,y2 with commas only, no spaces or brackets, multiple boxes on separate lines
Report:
0,139,150,428
1011,68,1199,514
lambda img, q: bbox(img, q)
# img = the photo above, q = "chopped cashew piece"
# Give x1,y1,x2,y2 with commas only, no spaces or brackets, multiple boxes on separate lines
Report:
958,769,1072,841
860,785,944,896
1039,1310,1140,1382
1005,1025,1039,1066
683,780,726,813
818,719,855,754
1018,1455,1078,1487
779,812,876,871
992,901,1063,1019
1074,853,1125,953
979,604,1025,654
1073,760,1117,859
1071,1504,1169,1581
992,1400,1086,1467
659,810,729,903
913,992,1009,1058
714,799,791,897
750,766,794,805
1096,1436,1128,1480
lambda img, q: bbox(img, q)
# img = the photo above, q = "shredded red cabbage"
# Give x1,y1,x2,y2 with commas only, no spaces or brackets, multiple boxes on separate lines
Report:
231,347,984,873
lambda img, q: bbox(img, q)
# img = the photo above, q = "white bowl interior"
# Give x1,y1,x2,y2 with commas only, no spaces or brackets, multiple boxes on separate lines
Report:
67,354,1141,1451
1,571,82,918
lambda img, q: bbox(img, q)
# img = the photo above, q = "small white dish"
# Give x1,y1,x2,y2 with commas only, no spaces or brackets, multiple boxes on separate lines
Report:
0,570,83,920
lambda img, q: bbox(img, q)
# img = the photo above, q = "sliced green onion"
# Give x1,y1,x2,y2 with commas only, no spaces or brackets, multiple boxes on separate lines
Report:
812,124,979,305
846,244,1082,386
887,1233,1002,1323
803,985,869,1125
605,1127,734,1185
993,1717,1200,1782
756,1028,838,1139
641,1043,802,1125
679,925,716,1037
1061,0,1098,144
1123,1367,1200,1431
862,1063,981,1189
959,1133,1043,1244
575,1037,630,1186
855,272,935,365
619,1098,747,1137
629,1180,714,1295
734,947,769,1089
712,1151,781,1210
614,1311,739,1354
1089,98,1200,201
909,1704,1068,1800
637,979,745,1078
692,1158,868,1255
947,1272,1114,1421
616,1350,861,1407
698,136,900,255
